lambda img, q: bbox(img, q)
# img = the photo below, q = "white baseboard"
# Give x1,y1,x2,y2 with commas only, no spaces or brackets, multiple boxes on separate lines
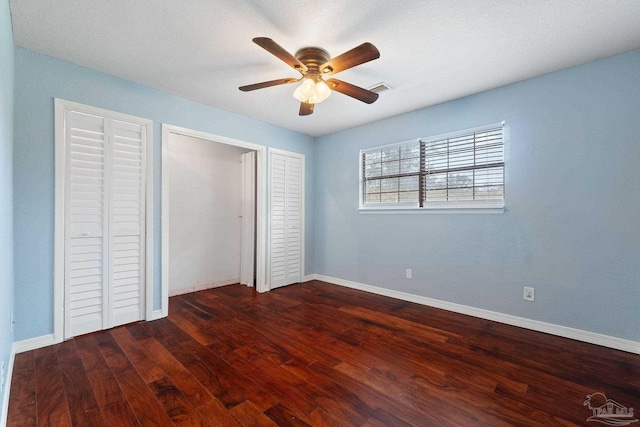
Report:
1,343,16,427
302,274,317,282
315,274,640,355
14,334,56,354
168,279,240,297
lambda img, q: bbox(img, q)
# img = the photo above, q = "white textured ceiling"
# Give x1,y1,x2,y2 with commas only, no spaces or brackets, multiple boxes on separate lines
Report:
9,0,640,137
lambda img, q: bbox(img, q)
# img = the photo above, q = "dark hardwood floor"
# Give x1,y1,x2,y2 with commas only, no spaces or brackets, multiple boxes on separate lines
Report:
7,281,640,426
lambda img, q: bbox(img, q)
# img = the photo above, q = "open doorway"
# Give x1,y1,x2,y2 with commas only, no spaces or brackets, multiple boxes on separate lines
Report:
168,134,253,295
160,125,267,317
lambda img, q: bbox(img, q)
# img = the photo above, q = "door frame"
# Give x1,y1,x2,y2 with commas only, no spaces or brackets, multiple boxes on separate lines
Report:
53,98,154,343
267,148,305,288
240,151,256,287
161,125,268,316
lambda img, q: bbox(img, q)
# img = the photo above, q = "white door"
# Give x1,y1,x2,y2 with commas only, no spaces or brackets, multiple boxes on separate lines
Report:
108,119,147,327
63,109,147,338
269,149,304,289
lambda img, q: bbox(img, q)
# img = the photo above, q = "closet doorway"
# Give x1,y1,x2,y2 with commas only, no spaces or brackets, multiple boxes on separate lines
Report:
160,125,266,316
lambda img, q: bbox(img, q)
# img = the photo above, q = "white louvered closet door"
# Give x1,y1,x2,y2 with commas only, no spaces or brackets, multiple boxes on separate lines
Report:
108,120,146,328
64,111,108,337
285,156,302,284
64,110,146,338
269,150,303,289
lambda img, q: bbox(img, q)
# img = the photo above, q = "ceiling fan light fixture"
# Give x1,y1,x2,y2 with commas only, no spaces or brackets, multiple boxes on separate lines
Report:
241,38,380,115
293,78,331,104
314,80,331,102
294,78,316,101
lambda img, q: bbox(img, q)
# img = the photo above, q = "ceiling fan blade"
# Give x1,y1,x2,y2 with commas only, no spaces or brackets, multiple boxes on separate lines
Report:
253,37,308,73
299,102,314,116
325,78,379,104
239,78,299,92
319,43,380,75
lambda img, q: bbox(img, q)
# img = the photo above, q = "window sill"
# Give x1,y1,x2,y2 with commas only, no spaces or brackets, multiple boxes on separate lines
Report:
358,201,505,214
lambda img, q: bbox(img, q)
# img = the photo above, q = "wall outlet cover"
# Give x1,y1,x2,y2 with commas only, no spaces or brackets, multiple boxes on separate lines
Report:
524,287,535,301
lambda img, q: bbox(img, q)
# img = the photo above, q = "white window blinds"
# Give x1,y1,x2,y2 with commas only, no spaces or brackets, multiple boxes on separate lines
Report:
362,140,421,204
361,122,504,209
421,124,504,203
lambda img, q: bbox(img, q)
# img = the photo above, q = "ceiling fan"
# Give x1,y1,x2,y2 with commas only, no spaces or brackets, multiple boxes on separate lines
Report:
239,37,380,116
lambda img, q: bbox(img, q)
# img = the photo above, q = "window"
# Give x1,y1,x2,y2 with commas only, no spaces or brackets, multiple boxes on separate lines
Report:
360,122,504,212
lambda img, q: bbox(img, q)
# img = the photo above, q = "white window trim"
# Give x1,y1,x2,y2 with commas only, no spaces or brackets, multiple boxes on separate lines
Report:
358,121,505,214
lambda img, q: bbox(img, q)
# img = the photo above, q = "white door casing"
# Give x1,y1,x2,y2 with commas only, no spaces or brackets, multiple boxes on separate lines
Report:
54,99,153,342
268,149,304,289
240,151,256,287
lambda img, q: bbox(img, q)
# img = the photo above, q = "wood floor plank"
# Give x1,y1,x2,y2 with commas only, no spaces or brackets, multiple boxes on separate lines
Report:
331,317,538,399
33,346,72,427
168,305,218,346
242,319,342,367
149,376,206,426
6,352,36,427
192,309,288,362
308,408,349,427
308,324,569,426
110,326,167,383
144,317,194,344
126,322,154,341
196,398,244,427
229,400,279,427
183,339,281,412
264,403,312,427
97,331,174,426
221,345,317,421
76,333,127,407
280,359,385,426
338,305,460,342
140,336,213,408
99,402,142,427
147,323,279,411
95,331,136,377
7,281,640,426
55,340,107,427
308,359,479,426
75,334,141,425
115,370,175,426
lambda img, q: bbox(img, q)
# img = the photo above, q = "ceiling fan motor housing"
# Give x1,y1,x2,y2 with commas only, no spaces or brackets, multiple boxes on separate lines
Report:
294,47,331,77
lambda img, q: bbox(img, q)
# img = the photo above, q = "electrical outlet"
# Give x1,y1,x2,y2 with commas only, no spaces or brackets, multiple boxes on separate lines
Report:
524,287,535,301
405,269,412,279
10,312,14,332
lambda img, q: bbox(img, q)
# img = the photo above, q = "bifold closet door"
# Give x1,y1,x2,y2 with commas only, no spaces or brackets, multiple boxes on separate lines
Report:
64,110,146,338
108,119,146,327
269,150,303,289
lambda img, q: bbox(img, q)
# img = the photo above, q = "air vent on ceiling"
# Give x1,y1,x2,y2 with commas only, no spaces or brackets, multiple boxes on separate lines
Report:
367,82,391,93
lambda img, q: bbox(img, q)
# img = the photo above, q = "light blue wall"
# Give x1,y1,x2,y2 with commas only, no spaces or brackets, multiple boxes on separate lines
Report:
315,49,640,341
12,44,640,344
13,47,315,341
0,0,14,410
